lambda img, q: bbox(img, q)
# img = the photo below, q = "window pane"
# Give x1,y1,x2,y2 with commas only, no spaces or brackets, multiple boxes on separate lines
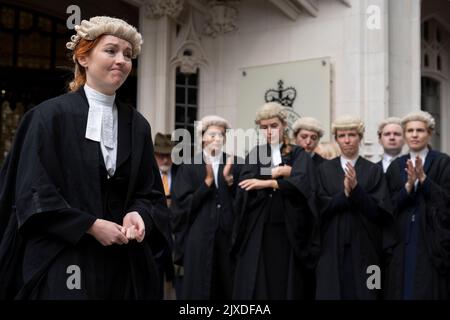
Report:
0,32,13,66
187,125,195,142
176,105,185,123
188,88,197,105
176,86,185,104
187,106,197,123
19,11,33,30
1,7,15,29
176,68,185,85
187,73,198,86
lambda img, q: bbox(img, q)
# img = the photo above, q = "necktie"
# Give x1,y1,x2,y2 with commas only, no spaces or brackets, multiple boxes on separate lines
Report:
162,172,170,196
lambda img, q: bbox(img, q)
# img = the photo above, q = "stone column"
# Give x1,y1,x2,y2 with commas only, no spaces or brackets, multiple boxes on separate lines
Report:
137,0,184,136
359,0,390,161
388,0,421,117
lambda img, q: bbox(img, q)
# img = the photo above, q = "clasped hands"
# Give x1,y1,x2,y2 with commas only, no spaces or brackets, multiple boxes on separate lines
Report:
87,211,145,246
344,162,358,197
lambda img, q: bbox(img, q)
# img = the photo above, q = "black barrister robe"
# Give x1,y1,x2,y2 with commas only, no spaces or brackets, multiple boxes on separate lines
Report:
315,156,395,300
0,87,171,299
231,144,320,300
312,153,326,168
385,150,450,299
171,153,242,299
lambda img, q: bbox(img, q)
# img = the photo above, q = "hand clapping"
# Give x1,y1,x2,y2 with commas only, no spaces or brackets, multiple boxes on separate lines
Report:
405,156,426,193
223,156,234,187
344,162,358,197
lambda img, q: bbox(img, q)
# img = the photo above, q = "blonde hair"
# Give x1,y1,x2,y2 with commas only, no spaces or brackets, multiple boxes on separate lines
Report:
315,141,341,160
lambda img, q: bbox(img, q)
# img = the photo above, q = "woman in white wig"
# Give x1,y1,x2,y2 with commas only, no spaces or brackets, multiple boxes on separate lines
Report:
171,115,241,299
231,102,320,300
385,110,450,299
315,115,394,299
0,16,171,299
292,117,326,167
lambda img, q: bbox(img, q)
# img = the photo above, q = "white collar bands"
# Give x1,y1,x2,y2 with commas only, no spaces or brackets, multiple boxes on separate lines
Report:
84,84,116,148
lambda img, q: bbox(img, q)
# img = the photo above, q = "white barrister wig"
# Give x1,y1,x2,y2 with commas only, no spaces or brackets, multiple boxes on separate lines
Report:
66,16,143,58
401,110,436,131
254,102,287,124
197,115,231,136
332,115,365,137
377,117,403,137
292,117,324,138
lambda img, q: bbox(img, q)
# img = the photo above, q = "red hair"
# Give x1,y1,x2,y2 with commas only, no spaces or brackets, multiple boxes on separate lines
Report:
68,37,103,92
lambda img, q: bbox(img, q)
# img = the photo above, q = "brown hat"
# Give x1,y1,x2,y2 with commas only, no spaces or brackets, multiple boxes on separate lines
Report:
154,132,174,155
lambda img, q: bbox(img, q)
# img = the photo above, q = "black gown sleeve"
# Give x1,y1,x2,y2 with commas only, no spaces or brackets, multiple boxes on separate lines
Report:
171,163,215,265
316,165,349,227
12,108,97,245
348,179,384,223
23,209,96,245
421,156,450,271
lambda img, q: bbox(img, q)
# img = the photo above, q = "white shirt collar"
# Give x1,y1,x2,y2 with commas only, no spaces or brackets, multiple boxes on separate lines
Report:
271,143,282,166
340,154,358,171
382,153,395,163
203,150,222,164
84,83,115,105
203,150,222,188
409,147,429,167
382,153,400,173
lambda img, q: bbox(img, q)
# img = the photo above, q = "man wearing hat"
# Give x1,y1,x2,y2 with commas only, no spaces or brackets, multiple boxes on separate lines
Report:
153,132,178,299
154,132,177,206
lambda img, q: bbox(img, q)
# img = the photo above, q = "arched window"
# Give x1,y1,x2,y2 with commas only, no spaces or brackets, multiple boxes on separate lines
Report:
175,66,199,142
